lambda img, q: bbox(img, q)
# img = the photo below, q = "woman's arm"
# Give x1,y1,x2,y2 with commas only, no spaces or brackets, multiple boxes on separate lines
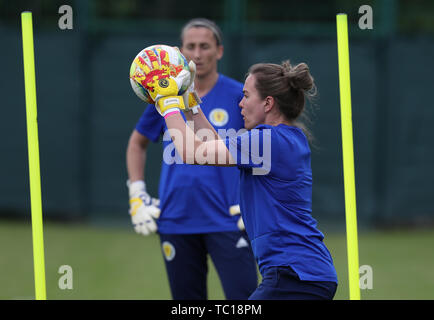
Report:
164,111,236,166
184,108,219,138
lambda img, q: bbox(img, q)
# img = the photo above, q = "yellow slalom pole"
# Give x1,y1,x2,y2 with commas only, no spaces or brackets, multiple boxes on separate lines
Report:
336,13,361,300
21,11,47,300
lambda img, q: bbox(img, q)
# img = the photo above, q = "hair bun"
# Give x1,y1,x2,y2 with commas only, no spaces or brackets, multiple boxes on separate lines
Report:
282,60,314,91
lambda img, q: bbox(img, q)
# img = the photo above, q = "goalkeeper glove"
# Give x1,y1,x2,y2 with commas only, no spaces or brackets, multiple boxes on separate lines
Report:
229,204,245,231
131,46,192,117
182,61,202,114
148,69,190,116
127,180,161,236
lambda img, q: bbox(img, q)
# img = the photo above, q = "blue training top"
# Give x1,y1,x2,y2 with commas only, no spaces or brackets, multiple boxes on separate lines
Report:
135,74,245,234
225,124,338,283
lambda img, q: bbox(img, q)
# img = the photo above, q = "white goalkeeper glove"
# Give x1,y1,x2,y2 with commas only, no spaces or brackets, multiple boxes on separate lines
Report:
127,180,161,236
229,204,245,231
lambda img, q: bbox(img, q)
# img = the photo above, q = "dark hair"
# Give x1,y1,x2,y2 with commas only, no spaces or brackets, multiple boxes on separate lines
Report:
180,18,223,46
248,60,317,141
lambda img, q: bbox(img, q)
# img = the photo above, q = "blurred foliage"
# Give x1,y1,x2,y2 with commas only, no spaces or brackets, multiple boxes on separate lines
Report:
0,0,433,34
94,0,225,20
0,0,73,26
398,0,434,34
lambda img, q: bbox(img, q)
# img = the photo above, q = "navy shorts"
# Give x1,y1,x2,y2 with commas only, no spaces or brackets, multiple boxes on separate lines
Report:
248,266,337,300
159,231,258,300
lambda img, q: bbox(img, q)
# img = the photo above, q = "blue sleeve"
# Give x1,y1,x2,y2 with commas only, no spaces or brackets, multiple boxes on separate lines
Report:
225,126,272,175
135,105,165,142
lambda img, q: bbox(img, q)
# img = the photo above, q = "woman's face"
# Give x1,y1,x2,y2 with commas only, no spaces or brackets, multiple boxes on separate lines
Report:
239,74,266,130
181,27,223,79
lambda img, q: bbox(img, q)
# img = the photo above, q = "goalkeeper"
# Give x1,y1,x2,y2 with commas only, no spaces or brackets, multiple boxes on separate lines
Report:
126,18,258,300
132,56,339,299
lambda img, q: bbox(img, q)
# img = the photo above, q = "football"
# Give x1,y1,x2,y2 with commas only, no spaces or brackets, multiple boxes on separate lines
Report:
129,44,190,104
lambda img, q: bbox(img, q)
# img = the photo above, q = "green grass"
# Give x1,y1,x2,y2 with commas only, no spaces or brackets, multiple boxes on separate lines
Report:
1,219,433,300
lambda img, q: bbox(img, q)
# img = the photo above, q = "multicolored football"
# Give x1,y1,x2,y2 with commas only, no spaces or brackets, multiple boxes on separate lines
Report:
129,44,190,104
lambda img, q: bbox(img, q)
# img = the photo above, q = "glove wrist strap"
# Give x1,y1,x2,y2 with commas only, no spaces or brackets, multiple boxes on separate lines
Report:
158,96,185,115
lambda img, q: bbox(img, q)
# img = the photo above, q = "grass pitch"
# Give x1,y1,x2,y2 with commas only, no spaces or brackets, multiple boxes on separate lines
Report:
1,219,433,300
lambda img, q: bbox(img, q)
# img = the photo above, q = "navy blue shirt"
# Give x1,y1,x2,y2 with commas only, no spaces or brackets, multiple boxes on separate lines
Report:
136,74,245,234
225,124,338,283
